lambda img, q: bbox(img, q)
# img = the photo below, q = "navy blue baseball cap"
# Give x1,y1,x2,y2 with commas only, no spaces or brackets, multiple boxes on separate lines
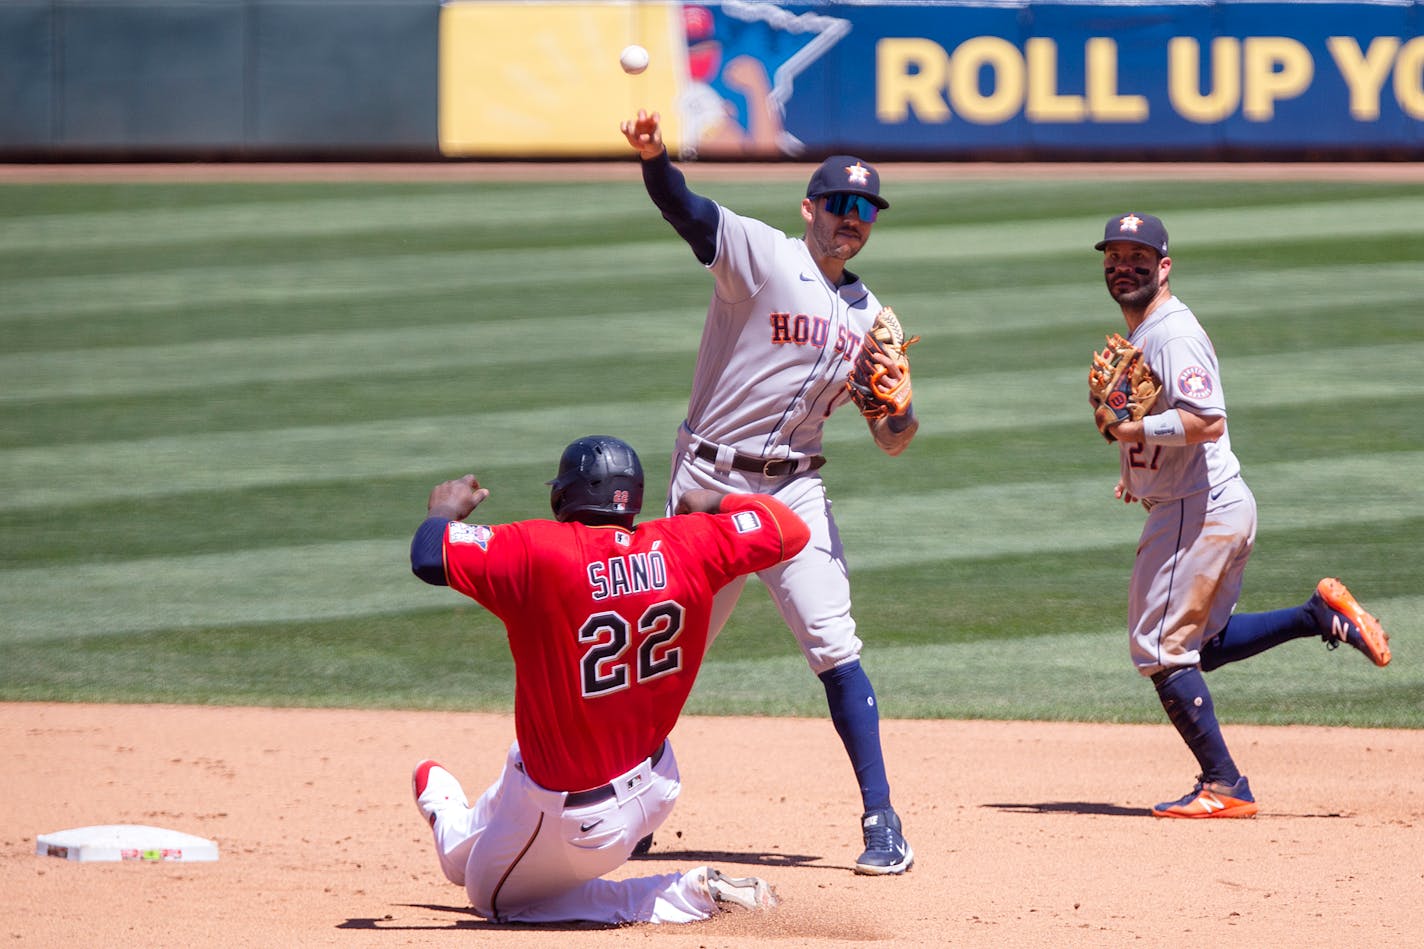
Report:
806,155,889,209
1095,212,1168,255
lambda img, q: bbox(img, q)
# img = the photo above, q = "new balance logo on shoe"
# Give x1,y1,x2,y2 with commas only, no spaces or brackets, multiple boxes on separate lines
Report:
1331,615,1350,642
1315,578,1391,667
1196,794,1226,814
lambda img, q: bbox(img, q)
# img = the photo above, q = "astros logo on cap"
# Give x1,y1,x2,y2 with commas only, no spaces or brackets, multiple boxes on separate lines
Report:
1118,214,1144,233
845,162,871,186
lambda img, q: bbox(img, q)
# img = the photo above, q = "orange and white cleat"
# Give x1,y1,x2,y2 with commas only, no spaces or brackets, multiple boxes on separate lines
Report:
1314,578,1391,667
1153,775,1258,819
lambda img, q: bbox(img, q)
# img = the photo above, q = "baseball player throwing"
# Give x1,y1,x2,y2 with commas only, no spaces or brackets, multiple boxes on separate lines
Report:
1091,212,1392,818
619,109,917,873
408,435,809,922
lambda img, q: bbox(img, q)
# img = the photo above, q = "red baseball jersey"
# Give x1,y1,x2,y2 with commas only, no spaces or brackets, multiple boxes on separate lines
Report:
440,494,808,792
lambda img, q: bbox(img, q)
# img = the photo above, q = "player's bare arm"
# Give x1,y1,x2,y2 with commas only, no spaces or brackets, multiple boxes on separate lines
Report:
870,409,918,456
1109,410,1225,445
675,488,726,515
863,351,917,454
426,474,490,522
621,109,665,160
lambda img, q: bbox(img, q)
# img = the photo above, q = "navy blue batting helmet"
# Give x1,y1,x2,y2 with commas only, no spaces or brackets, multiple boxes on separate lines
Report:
546,435,644,523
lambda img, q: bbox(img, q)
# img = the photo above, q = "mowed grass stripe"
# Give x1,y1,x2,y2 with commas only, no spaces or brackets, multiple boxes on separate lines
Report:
0,404,686,511
0,539,451,643
833,453,1424,569
686,618,1421,725
6,264,1420,403
3,453,1418,641
0,314,707,402
0,241,692,321
868,194,1424,262
5,181,1415,256
7,191,1423,320
4,341,1421,501
0,186,659,255
888,260,1424,335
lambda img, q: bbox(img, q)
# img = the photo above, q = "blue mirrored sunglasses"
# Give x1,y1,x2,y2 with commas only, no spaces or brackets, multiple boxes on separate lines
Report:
822,193,880,222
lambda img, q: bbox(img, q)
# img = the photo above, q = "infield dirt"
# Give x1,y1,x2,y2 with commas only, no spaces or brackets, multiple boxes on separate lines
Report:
3,702,1420,947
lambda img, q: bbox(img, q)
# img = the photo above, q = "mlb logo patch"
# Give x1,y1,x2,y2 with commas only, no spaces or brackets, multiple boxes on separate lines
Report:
732,511,762,533
448,522,492,549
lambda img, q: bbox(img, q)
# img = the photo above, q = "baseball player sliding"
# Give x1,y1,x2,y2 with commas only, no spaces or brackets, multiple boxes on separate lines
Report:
619,109,918,873
1089,212,1393,819
408,435,809,923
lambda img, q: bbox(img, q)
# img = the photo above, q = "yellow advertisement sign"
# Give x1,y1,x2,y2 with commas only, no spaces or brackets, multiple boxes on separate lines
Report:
439,1,685,157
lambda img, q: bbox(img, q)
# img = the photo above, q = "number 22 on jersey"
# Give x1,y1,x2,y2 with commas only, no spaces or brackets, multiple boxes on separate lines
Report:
579,602,686,697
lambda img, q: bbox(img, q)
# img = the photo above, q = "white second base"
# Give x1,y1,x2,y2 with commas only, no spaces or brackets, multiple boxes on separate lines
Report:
36,824,219,862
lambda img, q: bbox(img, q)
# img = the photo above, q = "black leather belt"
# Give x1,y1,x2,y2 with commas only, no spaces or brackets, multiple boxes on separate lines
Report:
563,742,667,807
693,442,826,478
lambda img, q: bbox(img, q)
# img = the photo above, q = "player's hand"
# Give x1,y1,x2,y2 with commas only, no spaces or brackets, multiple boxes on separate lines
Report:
428,474,490,522
867,349,904,385
620,109,665,160
675,488,725,515
1114,479,1138,505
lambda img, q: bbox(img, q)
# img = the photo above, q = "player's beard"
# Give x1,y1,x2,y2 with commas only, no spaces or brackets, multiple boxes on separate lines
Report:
810,214,867,261
1106,265,1158,306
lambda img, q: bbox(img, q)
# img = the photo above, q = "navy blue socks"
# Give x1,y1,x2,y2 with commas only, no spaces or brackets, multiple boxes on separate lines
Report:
1153,666,1240,785
819,660,892,812
1200,603,1315,671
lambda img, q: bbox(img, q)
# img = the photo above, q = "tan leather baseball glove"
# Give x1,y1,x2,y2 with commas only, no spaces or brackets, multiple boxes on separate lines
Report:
1088,332,1161,441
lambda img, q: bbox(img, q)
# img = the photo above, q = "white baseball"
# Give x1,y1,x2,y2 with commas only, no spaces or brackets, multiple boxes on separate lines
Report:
619,44,649,75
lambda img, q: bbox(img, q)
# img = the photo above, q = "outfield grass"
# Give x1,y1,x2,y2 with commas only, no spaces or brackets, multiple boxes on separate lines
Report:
1,174,1419,727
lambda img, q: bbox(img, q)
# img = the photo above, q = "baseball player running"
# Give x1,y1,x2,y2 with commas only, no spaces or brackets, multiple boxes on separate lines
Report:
1090,212,1392,818
408,435,809,923
619,109,917,873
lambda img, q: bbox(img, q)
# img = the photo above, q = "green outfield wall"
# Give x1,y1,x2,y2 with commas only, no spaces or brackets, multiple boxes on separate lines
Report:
1,0,439,158
3,0,1421,160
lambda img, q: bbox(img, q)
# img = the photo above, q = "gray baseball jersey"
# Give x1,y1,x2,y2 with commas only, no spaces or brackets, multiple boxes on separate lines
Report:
1122,294,1255,674
685,207,880,455
1120,294,1240,504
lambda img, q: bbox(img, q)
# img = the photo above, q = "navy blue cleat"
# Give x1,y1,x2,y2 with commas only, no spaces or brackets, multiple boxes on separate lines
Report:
1153,774,1258,819
1311,578,1391,667
855,808,914,875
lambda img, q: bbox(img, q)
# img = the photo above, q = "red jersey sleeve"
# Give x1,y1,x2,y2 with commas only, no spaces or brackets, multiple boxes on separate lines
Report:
438,519,533,612
710,493,810,573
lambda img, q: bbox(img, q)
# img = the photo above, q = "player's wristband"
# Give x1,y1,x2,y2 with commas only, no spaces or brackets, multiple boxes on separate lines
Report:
1142,410,1187,446
886,404,916,434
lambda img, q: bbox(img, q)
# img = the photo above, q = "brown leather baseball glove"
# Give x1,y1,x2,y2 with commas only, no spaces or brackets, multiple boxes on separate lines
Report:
847,307,919,421
1088,332,1161,442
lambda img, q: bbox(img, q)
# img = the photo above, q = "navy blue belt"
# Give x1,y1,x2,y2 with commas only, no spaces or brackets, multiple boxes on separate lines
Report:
693,442,826,478
562,742,666,807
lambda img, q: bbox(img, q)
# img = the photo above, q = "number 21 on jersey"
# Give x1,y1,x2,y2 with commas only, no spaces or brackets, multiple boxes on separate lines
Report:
1129,443,1162,470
